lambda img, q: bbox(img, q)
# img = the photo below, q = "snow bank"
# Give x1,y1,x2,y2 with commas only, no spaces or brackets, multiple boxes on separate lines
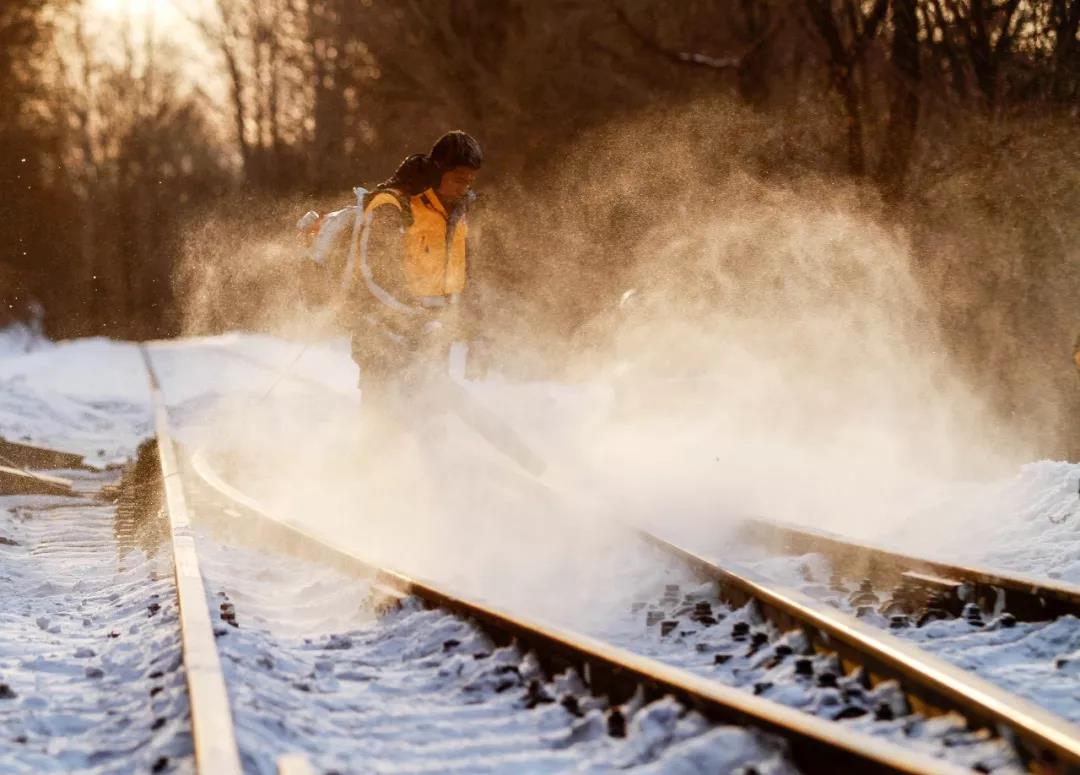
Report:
886,460,1080,582
0,337,150,464
0,474,192,773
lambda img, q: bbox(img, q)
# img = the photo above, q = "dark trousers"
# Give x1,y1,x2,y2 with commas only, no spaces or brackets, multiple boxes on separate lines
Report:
350,314,453,438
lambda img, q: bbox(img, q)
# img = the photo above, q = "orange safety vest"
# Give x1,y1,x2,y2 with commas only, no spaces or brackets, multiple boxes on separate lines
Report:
362,187,467,298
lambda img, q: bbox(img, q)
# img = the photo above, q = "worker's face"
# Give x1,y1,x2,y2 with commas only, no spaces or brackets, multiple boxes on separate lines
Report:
437,166,478,204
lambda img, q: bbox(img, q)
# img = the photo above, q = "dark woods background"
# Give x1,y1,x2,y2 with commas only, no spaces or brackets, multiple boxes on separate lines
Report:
2,0,1079,452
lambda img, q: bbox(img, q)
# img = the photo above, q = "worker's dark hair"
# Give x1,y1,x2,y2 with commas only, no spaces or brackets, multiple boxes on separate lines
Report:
429,130,483,171
378,153,436,195
378,131,482,195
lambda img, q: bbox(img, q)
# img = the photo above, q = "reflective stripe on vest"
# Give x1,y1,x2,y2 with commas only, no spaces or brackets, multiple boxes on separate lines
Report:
358,192,416,315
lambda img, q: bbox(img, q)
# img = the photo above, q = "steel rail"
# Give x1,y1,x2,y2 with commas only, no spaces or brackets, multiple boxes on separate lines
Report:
140,345,244,775
736,516,1080,622
187,448,963,775
640,530,1080,775
276,754,316,775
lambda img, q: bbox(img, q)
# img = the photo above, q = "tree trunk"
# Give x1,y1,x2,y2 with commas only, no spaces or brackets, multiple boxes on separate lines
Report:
877,0,921,200
840,67,866,176
308,0,346,191
735,0,776,106
802,0,876,177
1051,0,1080,101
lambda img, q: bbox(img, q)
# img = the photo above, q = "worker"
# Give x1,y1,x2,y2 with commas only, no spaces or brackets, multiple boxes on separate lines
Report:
347,130,484,428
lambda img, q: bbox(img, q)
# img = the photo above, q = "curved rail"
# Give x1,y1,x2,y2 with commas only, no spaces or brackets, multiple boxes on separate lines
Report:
736,517,1080,622
188,448,961,775
140,346,244,775
640,530,1080,775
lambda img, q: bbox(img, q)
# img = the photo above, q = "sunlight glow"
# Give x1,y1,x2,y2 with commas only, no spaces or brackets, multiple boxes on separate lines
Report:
76,0,221,108
90,0,155,18
81,0,200,49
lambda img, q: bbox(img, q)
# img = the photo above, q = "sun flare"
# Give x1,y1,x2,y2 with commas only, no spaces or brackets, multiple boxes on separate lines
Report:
79,0,202,55
90,0,153,18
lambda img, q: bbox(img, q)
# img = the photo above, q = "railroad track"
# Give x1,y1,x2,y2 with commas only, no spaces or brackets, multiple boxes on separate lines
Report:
141,345,244,775
724,519,1080,753
634,530,1080,774
734,517,1080,624
0,426,191,769
140,342,970,773
168,341,1080,773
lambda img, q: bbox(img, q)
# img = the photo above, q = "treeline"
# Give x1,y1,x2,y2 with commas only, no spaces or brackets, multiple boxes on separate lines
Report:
1,0,227,337
1,0,1078,450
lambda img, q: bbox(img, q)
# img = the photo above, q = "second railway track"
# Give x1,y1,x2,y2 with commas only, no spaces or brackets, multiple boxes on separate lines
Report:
733,516,1080,623
631,529,1080,774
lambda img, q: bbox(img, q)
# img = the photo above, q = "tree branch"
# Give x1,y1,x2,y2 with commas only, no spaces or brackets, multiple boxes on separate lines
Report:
993,0,1023,58
611,3,741,70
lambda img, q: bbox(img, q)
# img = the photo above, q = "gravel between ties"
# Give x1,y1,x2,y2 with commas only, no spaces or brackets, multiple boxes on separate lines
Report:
591,571,1025,774
195,533,799,775
738,546,1080,727
0,469,193,775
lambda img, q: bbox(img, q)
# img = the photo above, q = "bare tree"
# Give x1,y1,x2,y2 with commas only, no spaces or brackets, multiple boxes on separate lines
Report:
802,0,890,176
0,0,76,324
877,0,921,198
191,0,304,189
923,0,1024,108
1050,0,1080,100
47,3,227,336
608,0,790,105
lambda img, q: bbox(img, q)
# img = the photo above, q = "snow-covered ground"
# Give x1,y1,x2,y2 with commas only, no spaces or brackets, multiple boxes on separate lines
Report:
883,461,1080,581
0,337,150,466
0,470,192,774
143,334,1080,587
0,328,1078,772
2,330,1076,587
